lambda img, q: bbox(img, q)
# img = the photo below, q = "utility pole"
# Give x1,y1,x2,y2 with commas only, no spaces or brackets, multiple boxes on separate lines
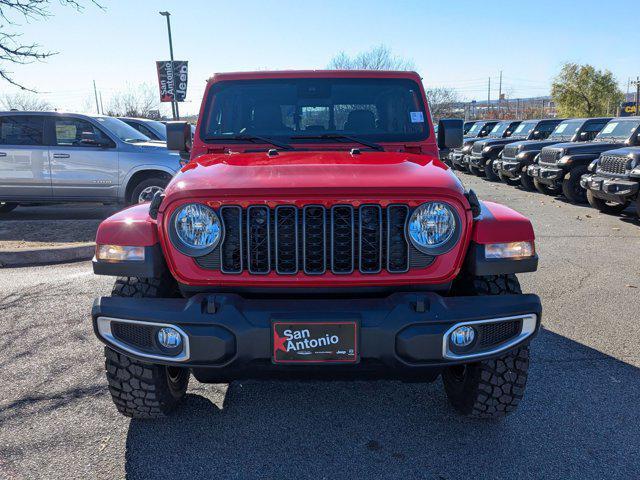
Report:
634,77,640,117
99,92,104,115
93,80,100,114
160,11,179,120
487,77,491,117
498,70,503,116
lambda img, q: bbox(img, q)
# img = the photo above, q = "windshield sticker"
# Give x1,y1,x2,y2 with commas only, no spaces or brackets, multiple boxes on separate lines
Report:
410,111,424,123
600,122,618,134
555,124,568,134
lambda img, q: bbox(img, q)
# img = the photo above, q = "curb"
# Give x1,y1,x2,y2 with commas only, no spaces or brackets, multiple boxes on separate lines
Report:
0,243,95,268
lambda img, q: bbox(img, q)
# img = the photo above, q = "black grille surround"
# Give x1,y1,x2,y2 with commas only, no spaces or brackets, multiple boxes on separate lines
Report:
539,148,562,165
194,204,436,275
597,155,631,176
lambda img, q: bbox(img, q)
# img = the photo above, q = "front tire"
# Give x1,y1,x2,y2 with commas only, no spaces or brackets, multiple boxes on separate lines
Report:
520,170,537,191
443,274,531,418
468,165,483,176
561,166,588,204
534,178,559,195
104,275,188,418
484,159,500,181
499,171,521,186
586,190,628,215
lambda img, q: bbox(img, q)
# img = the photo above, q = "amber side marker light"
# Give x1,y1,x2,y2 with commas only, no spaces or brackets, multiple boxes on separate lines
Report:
485,241,535,260
96,245,145,262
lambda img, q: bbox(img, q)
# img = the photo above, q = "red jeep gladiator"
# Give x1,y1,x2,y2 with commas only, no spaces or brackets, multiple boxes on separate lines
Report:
91,70,541,419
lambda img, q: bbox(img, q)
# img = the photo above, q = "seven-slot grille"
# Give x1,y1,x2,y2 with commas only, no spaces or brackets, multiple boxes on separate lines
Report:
502,144,520,160
539,148,562,165
195,204,435,275
597,155,631,175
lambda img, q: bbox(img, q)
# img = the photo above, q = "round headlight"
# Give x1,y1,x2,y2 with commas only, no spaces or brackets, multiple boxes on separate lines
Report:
407,202,459,255
171,203,222,256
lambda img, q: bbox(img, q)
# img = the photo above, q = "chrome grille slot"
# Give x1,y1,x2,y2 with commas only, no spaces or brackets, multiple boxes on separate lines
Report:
303,205,326,274
387,205,409,273
539,148,560,165
275,206,298,274
220,206,242,273
359,205,382,273
247,206,271,274
331,205,355,274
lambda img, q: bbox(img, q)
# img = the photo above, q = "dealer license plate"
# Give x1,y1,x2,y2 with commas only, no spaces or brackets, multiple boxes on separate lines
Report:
272,321,358,364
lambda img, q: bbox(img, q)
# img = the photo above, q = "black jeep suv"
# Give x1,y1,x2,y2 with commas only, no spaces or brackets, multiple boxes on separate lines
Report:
469,119,562,180
529,117,640,203
581,147,640,216
497,118,610,189
449,120,500,170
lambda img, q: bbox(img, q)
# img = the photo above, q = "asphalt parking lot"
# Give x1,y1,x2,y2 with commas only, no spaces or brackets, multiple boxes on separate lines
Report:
1,173,639,480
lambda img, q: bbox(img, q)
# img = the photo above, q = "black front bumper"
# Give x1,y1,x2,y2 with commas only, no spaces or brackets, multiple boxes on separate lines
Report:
530,164,565,187
92,292,541,381
580,173,639,203
498,159,522,178
469,153,487,167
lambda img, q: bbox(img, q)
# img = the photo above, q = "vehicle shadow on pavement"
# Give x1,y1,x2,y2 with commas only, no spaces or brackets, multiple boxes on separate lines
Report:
124,328,640,480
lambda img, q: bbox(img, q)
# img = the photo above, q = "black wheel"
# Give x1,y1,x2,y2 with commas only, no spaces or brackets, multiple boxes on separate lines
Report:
443,274,530,418
468,165,483,176
484,159,500,181
520,169,537,191
104,275,188,419
0,202,18,213
636,198,640,218
499,171,521,186
533,178,559,195
130,176,170,205
586,190,628,215
561,165,588,204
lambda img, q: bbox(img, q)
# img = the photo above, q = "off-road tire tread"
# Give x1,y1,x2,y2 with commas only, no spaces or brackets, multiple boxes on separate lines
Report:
104,347,188,419
561,166,588,204
112,276,176,298
586,190,628,215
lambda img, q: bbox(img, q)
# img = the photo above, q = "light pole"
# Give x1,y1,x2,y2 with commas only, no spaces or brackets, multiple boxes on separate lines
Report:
159,11,179,120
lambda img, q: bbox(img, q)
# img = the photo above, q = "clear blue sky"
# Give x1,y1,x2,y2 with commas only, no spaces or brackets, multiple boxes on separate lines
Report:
3,0,638,116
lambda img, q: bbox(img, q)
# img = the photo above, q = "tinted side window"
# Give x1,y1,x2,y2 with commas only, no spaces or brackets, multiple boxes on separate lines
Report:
584,121,607,133
0,115,45,146
132,123,160,140
536,122,558,139
54,118,110,147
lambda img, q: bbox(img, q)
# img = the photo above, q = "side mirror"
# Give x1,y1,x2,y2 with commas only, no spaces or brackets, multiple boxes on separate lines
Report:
166,121,192,153
437,119,463,149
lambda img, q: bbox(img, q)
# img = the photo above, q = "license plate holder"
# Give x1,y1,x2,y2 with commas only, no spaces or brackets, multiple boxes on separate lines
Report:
272,321,358,364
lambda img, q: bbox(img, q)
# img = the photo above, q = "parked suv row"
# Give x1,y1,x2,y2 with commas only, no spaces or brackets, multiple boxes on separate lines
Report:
0,111,182,213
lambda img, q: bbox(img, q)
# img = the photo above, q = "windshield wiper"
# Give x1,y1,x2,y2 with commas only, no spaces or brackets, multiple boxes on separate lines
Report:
205,134,292,150
290,134,384,151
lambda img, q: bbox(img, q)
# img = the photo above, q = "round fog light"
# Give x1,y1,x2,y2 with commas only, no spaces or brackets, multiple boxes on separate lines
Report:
157,327,182,349
450,326,475,348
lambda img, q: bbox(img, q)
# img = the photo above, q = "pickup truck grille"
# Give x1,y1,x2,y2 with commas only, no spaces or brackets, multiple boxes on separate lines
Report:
539,148,561,165
196,204,434,275
597,155,631,175
502,144,519,159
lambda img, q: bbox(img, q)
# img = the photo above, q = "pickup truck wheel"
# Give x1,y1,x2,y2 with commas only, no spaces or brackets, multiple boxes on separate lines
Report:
533,178,559,195
561,166,588,204
443,274,530,418
0,202,18,213
586,190,628,215
130,177,169,205
104,275,188,418
468,165,483,176
520,170,536,191
484,159,500,181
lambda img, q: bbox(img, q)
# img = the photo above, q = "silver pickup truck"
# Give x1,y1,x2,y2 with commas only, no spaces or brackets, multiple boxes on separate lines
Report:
0,111,183,213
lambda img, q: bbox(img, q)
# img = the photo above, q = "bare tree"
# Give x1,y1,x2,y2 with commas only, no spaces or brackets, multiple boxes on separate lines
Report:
106,83,160,118
0,91,52,110
0,0,102,91
328,45,414,70
425,87,460,119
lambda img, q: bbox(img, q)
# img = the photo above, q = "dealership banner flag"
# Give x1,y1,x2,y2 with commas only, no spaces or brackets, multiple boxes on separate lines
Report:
156,60,188,102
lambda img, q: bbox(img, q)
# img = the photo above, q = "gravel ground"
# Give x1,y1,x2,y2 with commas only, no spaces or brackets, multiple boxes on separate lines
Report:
0,204,118,249
0,173,639,480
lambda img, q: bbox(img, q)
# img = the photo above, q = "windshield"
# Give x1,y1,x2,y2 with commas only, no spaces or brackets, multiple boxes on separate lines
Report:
595,120,639,141
549,120,582,139
511,121,536,138
488,122,511,137
200,78,429,145
466,122,484,136
95,117,150,143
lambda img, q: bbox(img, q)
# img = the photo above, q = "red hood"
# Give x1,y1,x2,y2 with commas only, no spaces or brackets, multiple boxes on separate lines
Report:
163,150,465,202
